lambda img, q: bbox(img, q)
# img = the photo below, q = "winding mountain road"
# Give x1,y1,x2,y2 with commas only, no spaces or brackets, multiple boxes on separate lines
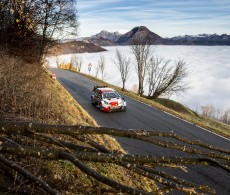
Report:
50,68,230,194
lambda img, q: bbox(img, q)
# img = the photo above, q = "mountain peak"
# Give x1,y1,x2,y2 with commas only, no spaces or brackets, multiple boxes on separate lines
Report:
82,26,230,46
100,30,109,33
92,30,122,42
116,26,163,45
137,26,149,30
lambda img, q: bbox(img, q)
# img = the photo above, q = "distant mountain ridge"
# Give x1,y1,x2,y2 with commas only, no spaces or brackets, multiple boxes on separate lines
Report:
92,30,122,42
82,26,230,46
116,26,163,45
165,34,230,45
82,30,121,46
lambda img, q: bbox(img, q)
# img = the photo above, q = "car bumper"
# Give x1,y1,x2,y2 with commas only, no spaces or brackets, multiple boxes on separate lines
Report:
102,106,125,112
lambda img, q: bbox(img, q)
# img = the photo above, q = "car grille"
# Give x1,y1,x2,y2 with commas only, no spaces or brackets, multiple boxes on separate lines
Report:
110,102,118,106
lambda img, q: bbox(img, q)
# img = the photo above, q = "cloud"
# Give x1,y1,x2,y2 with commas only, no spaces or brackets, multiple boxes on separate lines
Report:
77,0,230,37
47,45,230,111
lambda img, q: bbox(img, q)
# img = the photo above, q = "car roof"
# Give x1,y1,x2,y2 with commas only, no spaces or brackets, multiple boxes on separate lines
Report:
96,87,115,93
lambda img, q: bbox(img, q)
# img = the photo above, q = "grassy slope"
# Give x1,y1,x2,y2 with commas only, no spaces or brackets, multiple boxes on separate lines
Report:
0,50,157,194
79,72,230,139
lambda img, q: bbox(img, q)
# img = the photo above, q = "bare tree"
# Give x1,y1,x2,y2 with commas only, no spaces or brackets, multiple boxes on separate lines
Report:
98,54,106,80
147,58,189,98
113,49,131,90
130,37,153,96
199,105,230,125
95,64,100,78
56,56,61,68
131,84,138,93
0,0,79,62
36,0,79,61
201,105,215,118
70,54,83,72
216,108,222,121
220,108,230,124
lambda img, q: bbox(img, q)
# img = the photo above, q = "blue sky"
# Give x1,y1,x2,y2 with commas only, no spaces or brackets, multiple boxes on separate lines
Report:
77,0,230,37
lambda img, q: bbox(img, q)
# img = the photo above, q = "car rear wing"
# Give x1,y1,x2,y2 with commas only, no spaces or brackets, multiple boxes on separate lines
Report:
93,86,108,91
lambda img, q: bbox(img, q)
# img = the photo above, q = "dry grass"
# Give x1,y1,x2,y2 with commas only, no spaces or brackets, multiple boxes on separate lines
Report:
58,63,78,72
44,73,157,193
46,73,96,126
0,53,158,194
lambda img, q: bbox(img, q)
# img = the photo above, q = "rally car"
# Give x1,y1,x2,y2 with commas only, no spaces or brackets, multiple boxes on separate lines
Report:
91,86,127,112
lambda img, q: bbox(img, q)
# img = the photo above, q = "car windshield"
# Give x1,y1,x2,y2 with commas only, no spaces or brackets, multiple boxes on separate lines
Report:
103,92,120,99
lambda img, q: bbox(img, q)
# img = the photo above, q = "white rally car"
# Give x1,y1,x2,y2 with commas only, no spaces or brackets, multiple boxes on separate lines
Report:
91,86,127,112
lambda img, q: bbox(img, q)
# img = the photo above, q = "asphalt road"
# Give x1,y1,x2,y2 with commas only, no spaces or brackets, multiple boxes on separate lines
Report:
50,68,230,194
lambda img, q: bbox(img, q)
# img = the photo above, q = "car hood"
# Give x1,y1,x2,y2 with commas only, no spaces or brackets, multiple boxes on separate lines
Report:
106,97,124,101
106,98,119,102
105,98,121,106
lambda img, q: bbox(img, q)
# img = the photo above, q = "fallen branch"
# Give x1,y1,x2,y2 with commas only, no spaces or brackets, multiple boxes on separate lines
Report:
1,142,229,173
59,151,152,195
0,154,59,195
1,122,229,160
1,121,229,194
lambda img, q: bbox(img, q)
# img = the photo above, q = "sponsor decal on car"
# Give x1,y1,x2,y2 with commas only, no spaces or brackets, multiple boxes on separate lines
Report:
91,86,126,112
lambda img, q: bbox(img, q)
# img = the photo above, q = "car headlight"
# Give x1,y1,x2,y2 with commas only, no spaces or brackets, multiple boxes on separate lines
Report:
118,100,124,106
104,100,109,105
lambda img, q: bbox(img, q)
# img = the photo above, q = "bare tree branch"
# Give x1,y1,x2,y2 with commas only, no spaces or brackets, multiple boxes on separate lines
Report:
70,54,83,72
1,121,229,194
113,49,132,90
98,54,106,80
147,58,189,98
0,0,79,62
131,37,153,96
0,154,59,195
1,122,229,158
1,142,229,173
59,152,152,195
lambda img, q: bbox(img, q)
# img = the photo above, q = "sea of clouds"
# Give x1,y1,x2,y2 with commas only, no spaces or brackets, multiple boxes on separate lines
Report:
47,45,230,113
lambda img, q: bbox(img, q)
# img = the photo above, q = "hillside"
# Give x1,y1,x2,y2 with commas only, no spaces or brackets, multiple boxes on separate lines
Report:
47,40,106,56
84,36,116,46
0,53,159,194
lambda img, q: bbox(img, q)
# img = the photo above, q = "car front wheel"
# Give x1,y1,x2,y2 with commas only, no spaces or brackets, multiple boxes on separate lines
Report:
91,96,95,104
99,103,103,110
121,106,126,112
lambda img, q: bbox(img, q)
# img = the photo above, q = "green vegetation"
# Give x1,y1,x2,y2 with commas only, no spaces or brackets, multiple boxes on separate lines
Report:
81,72,230,138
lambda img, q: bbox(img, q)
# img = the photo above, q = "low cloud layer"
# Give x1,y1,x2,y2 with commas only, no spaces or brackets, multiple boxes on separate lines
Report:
47,45,230,112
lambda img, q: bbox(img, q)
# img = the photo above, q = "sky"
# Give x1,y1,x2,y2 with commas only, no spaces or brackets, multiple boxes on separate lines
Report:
77,0,230,38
